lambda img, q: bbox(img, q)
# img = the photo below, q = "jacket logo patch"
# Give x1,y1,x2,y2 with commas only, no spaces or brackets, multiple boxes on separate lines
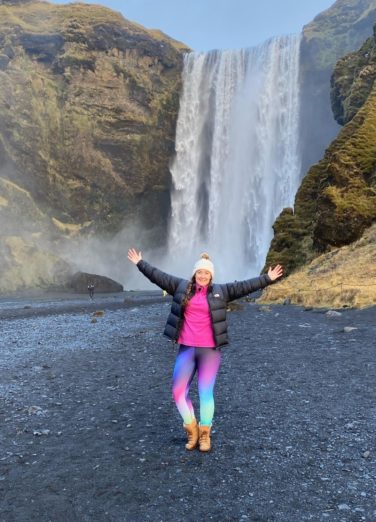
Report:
214,294,220,298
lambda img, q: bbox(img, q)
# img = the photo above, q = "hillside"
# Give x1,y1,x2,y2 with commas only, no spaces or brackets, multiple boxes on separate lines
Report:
0,0,189,291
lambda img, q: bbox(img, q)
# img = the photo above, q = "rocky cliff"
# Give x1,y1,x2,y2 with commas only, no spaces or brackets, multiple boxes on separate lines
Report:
299,0,376,173
265,24,376,280
0,0,189,292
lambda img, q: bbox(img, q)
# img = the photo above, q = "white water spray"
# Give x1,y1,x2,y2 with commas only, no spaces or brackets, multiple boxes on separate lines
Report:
167,35,301,281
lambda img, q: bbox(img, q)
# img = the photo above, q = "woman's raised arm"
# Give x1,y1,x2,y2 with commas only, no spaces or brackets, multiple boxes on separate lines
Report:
127,248,183,295
223,264,283,302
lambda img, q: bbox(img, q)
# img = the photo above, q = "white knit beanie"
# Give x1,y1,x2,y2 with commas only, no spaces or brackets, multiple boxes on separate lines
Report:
192,253,214,278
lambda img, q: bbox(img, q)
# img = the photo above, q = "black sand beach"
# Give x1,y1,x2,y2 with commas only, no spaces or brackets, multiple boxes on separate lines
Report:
0,292,375,521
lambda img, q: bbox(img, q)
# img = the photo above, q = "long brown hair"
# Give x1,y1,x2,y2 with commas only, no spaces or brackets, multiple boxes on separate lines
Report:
182,276,196,308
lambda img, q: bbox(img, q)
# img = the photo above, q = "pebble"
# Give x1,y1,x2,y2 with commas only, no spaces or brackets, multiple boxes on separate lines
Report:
326,310,342,317
33,429,50,436
344,326,357,333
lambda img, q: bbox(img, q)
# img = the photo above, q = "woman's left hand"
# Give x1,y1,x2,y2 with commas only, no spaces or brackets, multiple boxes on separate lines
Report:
267,264,283,281
127,248,142,265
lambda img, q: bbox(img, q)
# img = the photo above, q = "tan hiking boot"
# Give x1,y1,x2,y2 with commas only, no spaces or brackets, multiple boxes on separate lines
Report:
183,418,199,450
198,424,211,452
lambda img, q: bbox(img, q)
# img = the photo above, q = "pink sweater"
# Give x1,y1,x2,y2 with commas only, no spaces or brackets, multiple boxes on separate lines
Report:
178,284,216,348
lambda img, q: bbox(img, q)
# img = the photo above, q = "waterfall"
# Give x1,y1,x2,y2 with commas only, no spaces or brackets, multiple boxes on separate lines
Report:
167,35,301,281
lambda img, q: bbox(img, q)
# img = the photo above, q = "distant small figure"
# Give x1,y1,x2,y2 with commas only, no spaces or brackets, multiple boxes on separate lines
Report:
88,281,95,299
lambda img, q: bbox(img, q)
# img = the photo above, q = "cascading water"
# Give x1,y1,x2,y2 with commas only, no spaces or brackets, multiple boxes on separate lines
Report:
167,34,302,281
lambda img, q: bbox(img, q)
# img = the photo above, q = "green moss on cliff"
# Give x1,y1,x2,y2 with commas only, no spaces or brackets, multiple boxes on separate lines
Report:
299,0,376,174
0,0,188,224
266,24,376,274
331,29,376,124
0,0,190,291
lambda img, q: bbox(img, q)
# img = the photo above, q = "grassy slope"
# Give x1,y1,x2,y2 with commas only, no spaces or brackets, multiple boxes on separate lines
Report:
261,224,376,309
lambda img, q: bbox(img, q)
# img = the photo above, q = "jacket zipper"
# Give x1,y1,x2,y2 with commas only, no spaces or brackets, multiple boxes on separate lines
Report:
207,291,218,349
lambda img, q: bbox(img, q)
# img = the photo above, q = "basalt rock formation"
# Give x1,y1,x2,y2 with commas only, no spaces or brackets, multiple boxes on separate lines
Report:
265,24,376,275
0,1,189,292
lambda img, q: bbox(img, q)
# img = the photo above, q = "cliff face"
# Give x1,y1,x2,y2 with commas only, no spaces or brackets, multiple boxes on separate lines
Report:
0,1,189,291
299,0,376,173
265,25,376,275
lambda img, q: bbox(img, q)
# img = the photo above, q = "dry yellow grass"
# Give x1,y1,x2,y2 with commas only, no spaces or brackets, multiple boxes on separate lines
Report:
260,224,376,309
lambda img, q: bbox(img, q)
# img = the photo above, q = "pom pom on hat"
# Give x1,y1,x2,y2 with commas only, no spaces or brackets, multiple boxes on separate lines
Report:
192,252,214,278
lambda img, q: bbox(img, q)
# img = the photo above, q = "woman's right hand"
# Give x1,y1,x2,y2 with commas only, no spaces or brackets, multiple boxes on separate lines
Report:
127,248,142,265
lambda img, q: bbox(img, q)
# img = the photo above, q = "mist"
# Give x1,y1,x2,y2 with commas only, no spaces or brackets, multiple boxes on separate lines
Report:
58,224,182,291
166,36,302,283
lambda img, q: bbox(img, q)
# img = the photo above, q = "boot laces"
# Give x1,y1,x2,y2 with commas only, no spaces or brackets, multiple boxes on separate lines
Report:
200,430,209,442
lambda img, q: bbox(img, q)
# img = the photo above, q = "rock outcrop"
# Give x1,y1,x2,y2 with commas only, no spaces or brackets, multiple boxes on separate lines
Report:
261,223,376,309
265,24,376,275
69,272,123,293
299,0,376,173
0,1,189,292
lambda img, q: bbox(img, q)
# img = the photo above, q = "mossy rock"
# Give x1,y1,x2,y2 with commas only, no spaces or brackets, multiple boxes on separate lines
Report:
331,29,376,125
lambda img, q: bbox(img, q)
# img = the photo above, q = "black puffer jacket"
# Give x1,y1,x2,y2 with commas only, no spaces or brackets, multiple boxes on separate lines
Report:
137,260,272,348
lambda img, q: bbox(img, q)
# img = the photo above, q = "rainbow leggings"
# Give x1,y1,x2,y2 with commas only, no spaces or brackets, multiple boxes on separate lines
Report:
172,345,221,426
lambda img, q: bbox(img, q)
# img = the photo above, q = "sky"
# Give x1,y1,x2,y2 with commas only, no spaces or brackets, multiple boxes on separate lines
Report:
51,0,336,52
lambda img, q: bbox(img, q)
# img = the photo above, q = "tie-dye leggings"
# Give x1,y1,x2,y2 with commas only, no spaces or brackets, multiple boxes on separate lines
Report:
172,345,221,426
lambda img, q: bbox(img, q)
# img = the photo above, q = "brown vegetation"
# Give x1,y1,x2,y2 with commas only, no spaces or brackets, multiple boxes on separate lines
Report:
261,224,376,308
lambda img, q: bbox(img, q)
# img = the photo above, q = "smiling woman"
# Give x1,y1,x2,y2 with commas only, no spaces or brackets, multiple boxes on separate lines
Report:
127,247,283,452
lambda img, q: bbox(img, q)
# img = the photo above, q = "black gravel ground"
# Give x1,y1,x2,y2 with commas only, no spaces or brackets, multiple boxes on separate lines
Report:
0,293,375,521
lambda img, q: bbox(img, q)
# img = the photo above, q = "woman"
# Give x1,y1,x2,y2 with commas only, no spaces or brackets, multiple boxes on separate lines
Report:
127,248,283,452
